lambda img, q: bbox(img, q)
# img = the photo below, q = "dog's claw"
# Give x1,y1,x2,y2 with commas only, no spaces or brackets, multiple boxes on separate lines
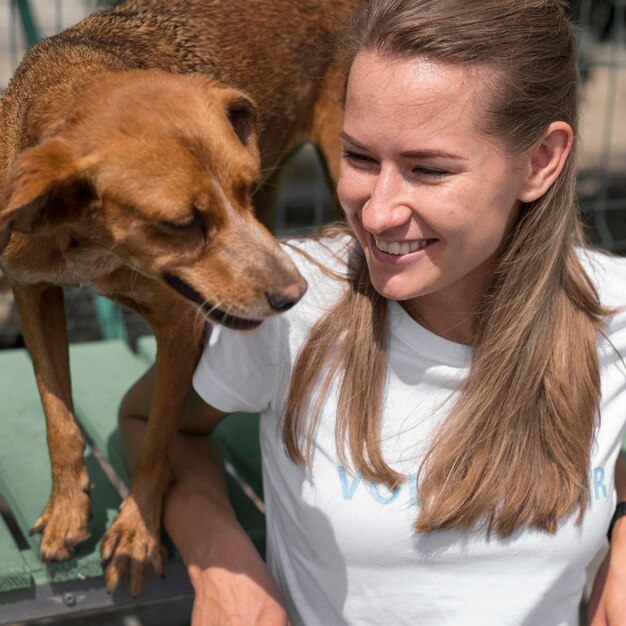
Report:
104,551,128,594
100,530,120,565
30,484,92,562
101,495,167,596
130,560,149,599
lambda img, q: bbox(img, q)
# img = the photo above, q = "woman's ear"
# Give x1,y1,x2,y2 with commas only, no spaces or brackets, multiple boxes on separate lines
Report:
517,121,574,203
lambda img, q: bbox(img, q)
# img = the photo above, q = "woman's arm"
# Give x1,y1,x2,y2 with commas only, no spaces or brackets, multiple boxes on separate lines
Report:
119,364,290,625
587,451,626,626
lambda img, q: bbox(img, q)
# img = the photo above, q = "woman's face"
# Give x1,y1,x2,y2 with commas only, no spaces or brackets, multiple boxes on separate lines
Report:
338,52,529,316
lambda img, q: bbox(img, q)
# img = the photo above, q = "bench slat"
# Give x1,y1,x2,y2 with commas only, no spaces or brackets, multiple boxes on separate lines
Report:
0,348,121,584
136,335,157,364
214,414,264,500
0,517,32,593
69,339,149,485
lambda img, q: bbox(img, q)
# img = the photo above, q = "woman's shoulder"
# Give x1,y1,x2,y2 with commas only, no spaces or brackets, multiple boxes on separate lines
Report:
578,247,626,310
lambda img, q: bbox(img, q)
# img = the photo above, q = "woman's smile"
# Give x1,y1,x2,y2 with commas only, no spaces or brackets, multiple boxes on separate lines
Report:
370,234,438,265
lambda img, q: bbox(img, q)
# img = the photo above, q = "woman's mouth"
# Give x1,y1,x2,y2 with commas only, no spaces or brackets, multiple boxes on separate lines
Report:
371,235,437,264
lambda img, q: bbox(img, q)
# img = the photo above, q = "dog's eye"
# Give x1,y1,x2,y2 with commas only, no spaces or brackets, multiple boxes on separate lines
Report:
160,211,203,231
227,97,257,147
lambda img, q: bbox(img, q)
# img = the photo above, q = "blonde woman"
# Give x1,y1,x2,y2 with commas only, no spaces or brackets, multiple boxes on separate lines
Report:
120,0,626,624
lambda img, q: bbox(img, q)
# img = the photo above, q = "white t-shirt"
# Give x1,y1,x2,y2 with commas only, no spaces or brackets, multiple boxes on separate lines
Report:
192,235,626,626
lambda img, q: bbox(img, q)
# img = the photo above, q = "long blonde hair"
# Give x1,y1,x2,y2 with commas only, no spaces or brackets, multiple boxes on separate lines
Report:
285,0,611,536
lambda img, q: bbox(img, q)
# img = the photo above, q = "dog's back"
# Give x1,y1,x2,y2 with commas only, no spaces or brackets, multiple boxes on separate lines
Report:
0,0,359,186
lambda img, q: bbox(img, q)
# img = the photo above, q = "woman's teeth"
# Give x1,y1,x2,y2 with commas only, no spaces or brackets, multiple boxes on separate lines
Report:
374,237,429,255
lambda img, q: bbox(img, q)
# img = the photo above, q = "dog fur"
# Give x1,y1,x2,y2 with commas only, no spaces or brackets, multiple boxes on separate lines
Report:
0,0,358,596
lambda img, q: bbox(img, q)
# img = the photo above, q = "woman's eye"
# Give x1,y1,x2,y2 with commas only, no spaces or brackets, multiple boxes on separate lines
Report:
412,166,448,179
342,150,375,165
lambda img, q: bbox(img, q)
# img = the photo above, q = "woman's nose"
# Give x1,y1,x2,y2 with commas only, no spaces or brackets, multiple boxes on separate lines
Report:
361,170,412,234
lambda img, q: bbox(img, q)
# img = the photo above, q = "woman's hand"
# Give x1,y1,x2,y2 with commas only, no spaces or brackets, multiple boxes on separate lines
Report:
191,571,291,626
189,530,291,626
587,550,626,626
587,519,626,626
590,454,626,625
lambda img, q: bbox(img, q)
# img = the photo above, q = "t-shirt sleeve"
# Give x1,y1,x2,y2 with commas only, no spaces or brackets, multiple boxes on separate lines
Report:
192,316,283,414
191,233,353,414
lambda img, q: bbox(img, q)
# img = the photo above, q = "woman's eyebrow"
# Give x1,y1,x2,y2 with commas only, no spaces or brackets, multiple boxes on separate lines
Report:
400,149,469,161
339,131,368,148
339,131,468,161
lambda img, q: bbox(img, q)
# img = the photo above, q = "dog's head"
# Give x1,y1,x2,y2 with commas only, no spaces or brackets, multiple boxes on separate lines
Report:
0,71,307,328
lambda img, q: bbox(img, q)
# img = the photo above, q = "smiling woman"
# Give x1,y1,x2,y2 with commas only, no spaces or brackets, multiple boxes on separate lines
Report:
119,1,626,625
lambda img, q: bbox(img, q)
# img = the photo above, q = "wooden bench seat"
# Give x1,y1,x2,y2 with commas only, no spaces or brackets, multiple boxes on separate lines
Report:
0,338,264,624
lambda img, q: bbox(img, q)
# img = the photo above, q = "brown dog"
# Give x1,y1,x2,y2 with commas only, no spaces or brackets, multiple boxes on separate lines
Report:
0,0,357,597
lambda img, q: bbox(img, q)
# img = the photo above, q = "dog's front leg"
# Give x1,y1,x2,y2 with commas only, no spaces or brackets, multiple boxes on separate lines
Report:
13,282,92,561
101,300,203,597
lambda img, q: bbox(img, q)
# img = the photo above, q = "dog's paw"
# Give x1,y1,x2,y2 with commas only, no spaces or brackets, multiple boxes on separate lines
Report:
101,496,167,598
30,471,92,562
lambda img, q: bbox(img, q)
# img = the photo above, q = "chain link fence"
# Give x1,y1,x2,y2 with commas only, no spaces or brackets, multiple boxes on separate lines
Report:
0,0,624,347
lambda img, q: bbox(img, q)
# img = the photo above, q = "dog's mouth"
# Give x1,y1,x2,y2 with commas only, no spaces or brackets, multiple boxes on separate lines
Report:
163,273,263,331
204,305,264,331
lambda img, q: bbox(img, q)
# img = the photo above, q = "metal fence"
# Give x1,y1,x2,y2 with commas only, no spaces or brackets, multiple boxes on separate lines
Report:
0,0,625,345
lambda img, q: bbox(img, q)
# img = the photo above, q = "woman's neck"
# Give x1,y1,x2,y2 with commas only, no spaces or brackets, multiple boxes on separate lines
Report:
401,296,480,346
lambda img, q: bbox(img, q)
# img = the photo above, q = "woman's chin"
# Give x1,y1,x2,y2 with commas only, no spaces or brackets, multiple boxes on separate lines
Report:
369,277,426,303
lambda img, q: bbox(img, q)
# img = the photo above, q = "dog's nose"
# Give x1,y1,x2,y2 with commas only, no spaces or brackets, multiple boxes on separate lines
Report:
266,277,308,312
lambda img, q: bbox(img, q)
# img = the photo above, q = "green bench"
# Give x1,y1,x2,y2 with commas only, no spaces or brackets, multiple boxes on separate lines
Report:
0,337,264,624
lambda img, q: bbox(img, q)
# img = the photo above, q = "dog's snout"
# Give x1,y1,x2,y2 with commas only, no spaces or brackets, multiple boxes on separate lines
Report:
266,277,308,313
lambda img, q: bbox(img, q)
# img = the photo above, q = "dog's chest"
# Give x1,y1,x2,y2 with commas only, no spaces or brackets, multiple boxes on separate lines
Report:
2,233,125,291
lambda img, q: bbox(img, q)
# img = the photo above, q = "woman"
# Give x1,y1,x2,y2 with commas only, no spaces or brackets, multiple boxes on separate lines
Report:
120,0,626,624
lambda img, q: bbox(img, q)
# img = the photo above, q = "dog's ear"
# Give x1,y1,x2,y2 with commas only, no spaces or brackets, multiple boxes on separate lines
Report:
225,92,258,151
0,138,97,253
